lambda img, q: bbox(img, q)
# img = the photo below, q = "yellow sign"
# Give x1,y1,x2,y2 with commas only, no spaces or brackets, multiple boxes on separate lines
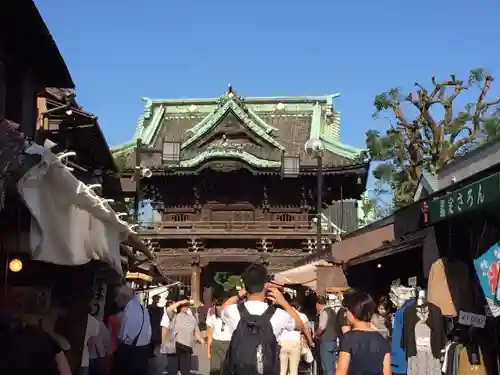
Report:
126,272,153,282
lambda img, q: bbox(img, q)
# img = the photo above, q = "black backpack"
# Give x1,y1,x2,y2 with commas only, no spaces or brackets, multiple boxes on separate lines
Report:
222,303,278,375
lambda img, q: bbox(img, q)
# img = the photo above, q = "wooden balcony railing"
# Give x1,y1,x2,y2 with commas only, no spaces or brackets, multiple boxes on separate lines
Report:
138,220,331,237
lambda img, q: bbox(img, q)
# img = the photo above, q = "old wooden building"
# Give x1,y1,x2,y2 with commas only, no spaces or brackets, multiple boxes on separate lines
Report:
113,87,368,301
0,1,74,136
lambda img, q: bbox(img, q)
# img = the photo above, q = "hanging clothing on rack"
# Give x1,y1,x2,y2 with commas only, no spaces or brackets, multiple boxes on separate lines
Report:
402,303,445,375
427,257,475,317
442,341,459,375
457,343,486,375
391,298,415,374
443,342,488,375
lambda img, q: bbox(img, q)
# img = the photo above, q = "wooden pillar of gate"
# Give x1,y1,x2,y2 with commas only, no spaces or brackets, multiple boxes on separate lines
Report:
191,256,201,304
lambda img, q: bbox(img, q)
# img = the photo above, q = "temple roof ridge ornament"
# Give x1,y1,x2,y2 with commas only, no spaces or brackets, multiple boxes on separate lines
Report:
181,89,284,151
168,148,281,170
206,134,244,151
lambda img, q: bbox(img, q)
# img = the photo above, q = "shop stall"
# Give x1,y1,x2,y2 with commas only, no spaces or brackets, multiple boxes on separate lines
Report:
426,169,500,374
273,259,331,290
342,229,429,295
0,119,154,372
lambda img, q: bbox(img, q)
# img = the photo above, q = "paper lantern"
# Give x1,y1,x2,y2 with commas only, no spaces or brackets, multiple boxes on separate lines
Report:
8,258,23,273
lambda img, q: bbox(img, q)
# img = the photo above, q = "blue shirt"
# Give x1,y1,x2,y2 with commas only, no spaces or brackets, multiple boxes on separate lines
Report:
391,300,415,373
339,330,390,374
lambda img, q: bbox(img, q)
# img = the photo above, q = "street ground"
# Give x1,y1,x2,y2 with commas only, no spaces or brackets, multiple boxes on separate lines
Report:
151,342,209,375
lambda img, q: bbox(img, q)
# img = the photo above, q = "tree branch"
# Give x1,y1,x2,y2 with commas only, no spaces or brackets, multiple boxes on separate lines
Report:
448,76,495,156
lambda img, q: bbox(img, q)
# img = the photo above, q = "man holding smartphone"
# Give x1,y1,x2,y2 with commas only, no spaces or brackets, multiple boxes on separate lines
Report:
220,264,305,375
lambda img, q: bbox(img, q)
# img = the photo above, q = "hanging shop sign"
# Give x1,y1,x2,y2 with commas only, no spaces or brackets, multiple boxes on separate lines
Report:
458,311,486,328
428,172,500,224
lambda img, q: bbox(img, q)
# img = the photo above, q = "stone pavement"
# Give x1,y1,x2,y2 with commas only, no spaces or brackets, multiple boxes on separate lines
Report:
191,342,209,375
151,342,209,375
150,343,316,375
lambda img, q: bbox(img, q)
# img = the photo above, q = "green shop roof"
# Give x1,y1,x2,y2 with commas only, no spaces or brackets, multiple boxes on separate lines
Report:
112,87,366,173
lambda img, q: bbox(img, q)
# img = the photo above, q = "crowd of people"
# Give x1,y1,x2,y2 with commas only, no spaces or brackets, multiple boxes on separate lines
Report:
151,263,394,375
0,263,395,375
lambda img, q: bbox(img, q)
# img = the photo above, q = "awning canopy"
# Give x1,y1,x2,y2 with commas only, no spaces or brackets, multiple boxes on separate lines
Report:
345,229,428,267
273,260,330,290
331,223,394,263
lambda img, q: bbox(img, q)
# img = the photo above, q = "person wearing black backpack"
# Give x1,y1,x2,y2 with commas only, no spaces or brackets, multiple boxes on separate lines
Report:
220,263,306,375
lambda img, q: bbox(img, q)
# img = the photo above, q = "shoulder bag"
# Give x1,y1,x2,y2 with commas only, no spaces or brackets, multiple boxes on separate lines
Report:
163,313,178,354
114,305,146,366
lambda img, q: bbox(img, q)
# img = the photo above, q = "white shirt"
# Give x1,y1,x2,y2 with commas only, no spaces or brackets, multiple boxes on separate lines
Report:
222,301,295,339
81,314,100,367
119,299,152,346
206,313,232,342
160,309,170,328
280,312,308,342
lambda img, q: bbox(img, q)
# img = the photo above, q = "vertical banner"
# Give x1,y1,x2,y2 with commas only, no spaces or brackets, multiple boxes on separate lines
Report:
473,242,500,317
89,278,107,321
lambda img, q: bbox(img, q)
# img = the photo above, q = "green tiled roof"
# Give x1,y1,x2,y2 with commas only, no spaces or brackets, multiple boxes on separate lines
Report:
111,89,365,169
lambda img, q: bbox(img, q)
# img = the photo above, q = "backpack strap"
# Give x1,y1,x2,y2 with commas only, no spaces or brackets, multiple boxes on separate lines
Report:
237,302,276,322
237,302,250,319
261,305,276,321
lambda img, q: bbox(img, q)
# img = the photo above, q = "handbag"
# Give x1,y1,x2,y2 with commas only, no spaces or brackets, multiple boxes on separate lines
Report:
114,305,146,364
301,346,314,364
163,314,178,354
300,332,314,364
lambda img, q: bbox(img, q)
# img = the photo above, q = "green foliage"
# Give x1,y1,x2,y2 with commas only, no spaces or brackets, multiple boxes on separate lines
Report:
358,181,394,227
213,272,243,297
113,153,127,172
366,69,500,208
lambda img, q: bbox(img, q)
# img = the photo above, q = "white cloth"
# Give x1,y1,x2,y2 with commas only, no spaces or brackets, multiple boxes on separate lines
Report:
119,299,152,346
89,321,112,360
19,157,92,265
222,301,295,339
17,145,127,275
206,313,232,342
279,312,308,342
160,310,170,328
88,216,122,274
81,314,100,367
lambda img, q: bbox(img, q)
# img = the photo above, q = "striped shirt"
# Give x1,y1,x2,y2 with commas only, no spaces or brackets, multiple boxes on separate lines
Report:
166,310,199,349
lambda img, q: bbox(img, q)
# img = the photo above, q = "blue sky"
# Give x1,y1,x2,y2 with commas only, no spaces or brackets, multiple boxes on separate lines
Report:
35,0,500,151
